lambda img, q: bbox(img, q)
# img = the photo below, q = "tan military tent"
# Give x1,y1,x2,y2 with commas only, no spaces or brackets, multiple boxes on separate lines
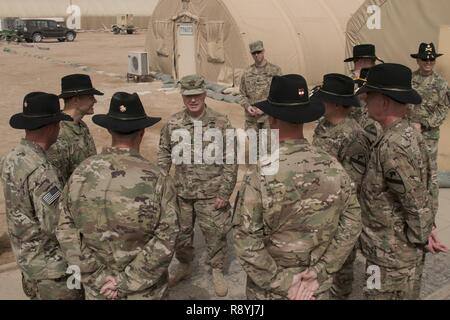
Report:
346,0,450,81
145,0,364,85
0,0,159,30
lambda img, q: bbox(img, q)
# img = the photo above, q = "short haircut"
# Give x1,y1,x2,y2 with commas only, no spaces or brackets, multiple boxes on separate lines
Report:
25,122,58,132
63,97,74,105
111,129,141,136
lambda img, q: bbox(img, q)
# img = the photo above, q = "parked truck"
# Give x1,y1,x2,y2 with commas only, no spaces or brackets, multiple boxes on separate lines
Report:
111,14,136,35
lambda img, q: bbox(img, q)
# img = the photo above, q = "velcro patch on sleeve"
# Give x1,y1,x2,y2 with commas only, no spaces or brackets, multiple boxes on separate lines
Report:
385,169,406,194
42,186,62,205
350,153,367,175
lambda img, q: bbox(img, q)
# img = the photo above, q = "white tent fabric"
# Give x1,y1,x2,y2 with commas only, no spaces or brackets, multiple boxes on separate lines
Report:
346,0,450,81
145,0,364,85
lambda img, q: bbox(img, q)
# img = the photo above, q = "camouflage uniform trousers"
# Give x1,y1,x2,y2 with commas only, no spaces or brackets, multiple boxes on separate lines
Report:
21,272,38,299
83,273,168,300
245,114,270,132
29,276,84,300
331,199,364,300
331,245,358,300
423,133,439,215
245,274,332,300
245,114,271,158
175,197,231,270
363,253,426,300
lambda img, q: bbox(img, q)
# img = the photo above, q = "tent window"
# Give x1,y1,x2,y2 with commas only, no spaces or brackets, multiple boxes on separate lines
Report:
155,20,172,57
205,21,225,64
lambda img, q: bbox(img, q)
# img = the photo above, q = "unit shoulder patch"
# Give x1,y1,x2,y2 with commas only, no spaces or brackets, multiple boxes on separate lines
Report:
350,153,367,175
385,169,406,194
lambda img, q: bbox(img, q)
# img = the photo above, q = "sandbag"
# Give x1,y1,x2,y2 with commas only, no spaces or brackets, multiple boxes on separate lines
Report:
205,82,228,94
223,87,241,96
438,171,450,188
162,82,176,89
223,94,242,104
206,89,224,101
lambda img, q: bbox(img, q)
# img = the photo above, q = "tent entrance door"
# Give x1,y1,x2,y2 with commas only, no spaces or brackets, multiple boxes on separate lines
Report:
176,23,196,79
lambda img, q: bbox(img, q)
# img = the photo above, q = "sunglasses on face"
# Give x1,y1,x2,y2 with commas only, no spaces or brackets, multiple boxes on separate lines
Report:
421,58,436,62
252,51,263,55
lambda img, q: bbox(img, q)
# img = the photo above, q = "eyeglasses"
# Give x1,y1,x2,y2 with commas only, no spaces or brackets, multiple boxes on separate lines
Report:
252,51,263,55
421,58,436,62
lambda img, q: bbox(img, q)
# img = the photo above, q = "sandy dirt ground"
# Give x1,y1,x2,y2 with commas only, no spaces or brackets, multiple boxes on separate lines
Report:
0,32,449,300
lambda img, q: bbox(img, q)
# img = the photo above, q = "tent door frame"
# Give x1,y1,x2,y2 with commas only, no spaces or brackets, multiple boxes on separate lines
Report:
173,13,199,80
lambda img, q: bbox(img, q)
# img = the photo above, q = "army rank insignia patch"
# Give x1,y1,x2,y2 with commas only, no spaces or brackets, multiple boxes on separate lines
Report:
42,186,62,205
385,169,406,194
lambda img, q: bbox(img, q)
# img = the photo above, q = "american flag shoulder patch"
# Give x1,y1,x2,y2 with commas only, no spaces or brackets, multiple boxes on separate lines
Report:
42,186,62,206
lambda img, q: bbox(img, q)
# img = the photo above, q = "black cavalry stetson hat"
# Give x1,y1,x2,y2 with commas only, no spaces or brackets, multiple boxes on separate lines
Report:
255,74,325,124
356,63,422,105
10,92,72,130
410,42,443,60
311,73,361,108
59,74,104,99
344,44,384,63
93,92,161,133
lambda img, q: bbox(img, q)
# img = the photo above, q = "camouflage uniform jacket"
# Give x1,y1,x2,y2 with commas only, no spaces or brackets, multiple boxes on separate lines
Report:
158,106,238,200
313,117,371,188
56,147,180,296
234,139,361,297
348,70,383,144
348,69,365,125
47,120,97,185
359,119,434,268
409,70,450,140
1,139,67,280
240,61,282,123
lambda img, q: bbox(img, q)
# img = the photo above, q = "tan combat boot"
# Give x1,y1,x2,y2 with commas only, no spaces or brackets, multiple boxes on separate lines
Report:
169,262,192,287
212,268,228,297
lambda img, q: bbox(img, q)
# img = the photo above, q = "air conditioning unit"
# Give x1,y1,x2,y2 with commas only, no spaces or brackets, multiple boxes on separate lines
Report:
128,51,149,76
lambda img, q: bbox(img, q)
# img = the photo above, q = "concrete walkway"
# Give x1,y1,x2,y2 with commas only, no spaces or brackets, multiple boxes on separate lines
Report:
435,189,450,247
0,264,26,300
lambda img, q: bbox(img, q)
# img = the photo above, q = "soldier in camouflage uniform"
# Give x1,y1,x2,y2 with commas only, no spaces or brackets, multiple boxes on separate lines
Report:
234,75,361,300
312,74,370,186
158,75,238,297
409,43,450,217
47,74,102,185
311,74,370,299
1,92,82,300
345,44,384,143
353,68,383,145
240,40,282,137
357,63,437,300
56,92,179,300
